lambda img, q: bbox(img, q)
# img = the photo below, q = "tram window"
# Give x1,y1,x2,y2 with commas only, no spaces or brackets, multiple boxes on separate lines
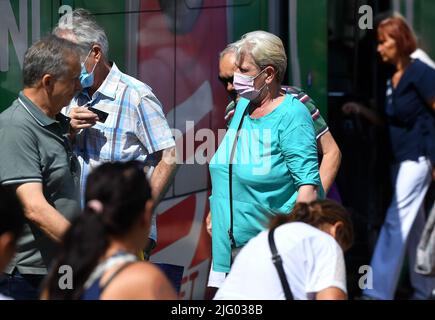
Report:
184,0,252,9
72,0,162,14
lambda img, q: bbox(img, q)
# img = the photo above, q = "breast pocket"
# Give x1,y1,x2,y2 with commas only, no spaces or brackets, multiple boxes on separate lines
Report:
85,124,111,161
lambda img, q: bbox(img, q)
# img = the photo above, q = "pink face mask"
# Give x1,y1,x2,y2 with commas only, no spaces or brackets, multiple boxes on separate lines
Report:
233,69,267,101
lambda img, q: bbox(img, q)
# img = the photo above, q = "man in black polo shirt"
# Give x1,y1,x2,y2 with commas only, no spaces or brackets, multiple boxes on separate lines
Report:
0,35,82,299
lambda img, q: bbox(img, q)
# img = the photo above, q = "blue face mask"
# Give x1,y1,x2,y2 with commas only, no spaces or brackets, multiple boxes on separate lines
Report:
80,50,98,88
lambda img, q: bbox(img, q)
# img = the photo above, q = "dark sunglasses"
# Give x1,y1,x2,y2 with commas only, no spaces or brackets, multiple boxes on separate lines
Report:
218,75,234,85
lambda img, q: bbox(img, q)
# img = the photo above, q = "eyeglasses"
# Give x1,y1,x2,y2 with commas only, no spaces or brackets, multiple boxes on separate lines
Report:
218,75,234,86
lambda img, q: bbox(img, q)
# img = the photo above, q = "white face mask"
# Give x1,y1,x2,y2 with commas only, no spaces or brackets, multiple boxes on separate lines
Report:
233,69,267,101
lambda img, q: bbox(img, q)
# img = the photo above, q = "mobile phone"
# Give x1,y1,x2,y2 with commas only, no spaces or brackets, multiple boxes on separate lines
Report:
88,106,109,123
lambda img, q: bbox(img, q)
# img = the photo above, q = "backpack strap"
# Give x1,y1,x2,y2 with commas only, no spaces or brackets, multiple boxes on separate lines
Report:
268,227,294,300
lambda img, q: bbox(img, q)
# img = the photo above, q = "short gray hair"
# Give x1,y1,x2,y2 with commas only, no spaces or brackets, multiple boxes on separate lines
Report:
237,31,287,83
53,8,109,57
219,41,241,60
23,35,80,87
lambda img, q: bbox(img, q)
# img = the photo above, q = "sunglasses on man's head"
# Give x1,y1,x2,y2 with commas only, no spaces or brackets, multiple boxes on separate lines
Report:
218,75,234,85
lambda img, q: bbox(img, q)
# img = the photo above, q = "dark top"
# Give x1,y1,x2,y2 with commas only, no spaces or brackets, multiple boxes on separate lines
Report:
81,262,133,300
385,59,435,164
81,251,137,300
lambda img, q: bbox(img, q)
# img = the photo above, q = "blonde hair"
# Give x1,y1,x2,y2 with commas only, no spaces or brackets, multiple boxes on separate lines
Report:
237,30,287,83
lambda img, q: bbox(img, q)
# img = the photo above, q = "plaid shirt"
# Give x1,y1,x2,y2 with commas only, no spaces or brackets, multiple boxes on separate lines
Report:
63,63,175,240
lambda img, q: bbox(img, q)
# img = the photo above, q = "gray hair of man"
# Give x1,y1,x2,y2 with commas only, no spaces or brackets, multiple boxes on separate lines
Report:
236,30,287,83
219,41,241,60
23,35,81,88
53,8,109,58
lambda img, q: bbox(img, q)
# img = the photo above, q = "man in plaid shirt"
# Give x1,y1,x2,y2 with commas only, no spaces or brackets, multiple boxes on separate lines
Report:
54,9,177,259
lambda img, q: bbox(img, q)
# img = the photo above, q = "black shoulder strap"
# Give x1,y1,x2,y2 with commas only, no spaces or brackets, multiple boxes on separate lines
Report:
100,261,135,294
268,228,294,300
228,105,247,265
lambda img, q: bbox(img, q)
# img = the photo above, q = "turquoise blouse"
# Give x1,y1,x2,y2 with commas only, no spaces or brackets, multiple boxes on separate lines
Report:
209,94,322,272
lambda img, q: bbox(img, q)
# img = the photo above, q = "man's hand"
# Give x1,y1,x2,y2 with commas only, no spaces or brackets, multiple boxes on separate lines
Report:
69,106,98,134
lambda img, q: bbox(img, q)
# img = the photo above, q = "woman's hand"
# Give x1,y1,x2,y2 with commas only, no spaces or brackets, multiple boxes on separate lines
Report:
296,185,318,203
342,101,383,126
342,102,362,115
206,211,212,237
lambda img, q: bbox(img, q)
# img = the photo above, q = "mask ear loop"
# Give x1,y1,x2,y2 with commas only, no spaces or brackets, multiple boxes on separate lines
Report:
82,49,93,65
82,48,98,73
253,67,267,80
256,67,269,94
90,58,98,73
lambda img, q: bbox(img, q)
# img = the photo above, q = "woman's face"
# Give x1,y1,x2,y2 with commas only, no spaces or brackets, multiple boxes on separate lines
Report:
377,29,399,64
235,53,266,90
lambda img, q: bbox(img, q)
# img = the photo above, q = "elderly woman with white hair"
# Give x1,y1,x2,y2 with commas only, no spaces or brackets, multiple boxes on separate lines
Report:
208,31,322,275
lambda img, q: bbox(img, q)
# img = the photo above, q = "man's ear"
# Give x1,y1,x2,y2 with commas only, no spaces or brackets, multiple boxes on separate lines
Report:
41,74,55,92
91,45,102,63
